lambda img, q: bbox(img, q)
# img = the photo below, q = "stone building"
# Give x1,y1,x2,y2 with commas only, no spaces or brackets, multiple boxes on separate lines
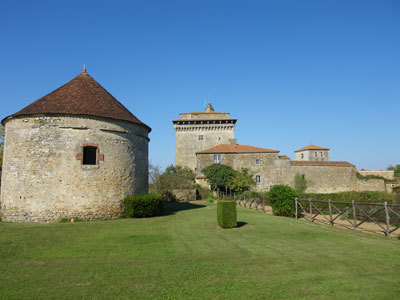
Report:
175,104,388,193
0,68,151,222
173,103,236,171
294,144,330,161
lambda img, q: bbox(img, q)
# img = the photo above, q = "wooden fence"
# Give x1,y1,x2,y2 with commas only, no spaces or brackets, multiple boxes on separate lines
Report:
295,198,400,237
235,196,269,213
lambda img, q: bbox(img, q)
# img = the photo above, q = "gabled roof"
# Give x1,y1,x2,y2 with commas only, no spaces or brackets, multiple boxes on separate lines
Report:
2,70,151,131
290,161,354,167
196,144,280,154
294,144,329,152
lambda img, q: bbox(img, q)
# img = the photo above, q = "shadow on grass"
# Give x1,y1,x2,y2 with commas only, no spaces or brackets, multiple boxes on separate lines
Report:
237,221,248,228
161,202,206,216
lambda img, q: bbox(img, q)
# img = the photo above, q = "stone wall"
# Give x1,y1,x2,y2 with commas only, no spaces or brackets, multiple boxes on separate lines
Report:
0,114,149,222
196,152,386,193
172,189,197,202
354,178,386,192
358,170,395,180
174,123,235,171
294,149,330,161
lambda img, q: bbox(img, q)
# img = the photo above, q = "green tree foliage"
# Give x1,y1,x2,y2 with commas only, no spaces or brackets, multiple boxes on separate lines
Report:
387,164,400,177
269,185,298,217
151,165,196,193
294,173,308,194
228,168,256,193
202,163,237,192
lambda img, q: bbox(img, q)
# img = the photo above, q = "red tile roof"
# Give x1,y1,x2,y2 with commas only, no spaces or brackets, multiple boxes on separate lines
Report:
2,71,151,131
294,144,329,152
290,161,354,167
279,155,290,160
197,144,280,154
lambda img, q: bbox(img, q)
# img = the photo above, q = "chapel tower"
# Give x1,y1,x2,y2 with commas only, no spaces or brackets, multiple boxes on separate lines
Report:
172,103,237,171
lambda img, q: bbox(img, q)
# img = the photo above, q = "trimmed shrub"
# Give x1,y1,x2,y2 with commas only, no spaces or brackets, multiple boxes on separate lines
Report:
217,200,237,228
124,194,163,218
269,185,298,217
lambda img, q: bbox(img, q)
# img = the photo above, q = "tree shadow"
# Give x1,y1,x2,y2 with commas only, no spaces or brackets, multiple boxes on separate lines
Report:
236,221,247,228
161,202,206,216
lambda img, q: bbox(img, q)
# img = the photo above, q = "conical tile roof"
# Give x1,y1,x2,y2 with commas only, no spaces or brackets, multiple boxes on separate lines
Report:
2,70,151,131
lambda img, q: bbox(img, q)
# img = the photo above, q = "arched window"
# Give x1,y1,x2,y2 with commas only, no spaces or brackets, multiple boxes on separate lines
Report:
83,146,97,165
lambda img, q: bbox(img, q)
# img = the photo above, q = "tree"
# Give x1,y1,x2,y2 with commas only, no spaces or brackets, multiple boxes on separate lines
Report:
228,168,256,193
151,165,196,193
269,185,298,217
387,165,400,177
202,163,237,192
294,173,309,194
148,162,163,193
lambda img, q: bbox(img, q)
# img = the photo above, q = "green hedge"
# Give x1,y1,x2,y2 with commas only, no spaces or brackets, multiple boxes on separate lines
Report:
269,185,298,217
217,200,237,228
303,192,398,204
124,194,163,218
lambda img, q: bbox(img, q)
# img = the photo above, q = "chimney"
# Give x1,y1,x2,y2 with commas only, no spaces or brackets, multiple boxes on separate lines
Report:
229,138,237,145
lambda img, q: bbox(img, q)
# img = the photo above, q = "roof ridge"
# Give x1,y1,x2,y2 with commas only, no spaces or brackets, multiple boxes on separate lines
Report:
2,71,151,131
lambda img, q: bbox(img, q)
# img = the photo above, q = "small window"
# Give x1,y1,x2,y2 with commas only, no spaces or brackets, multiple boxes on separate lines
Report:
314,152,317,157
218,137,221,141
83,146,97,165
256,159,260,165
214,154,222,164
320,152,323,157
301,153,304,159
198,135,203,141
256,175,261,184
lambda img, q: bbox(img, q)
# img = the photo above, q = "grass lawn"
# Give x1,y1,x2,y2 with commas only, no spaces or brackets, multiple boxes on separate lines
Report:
1,202,399,299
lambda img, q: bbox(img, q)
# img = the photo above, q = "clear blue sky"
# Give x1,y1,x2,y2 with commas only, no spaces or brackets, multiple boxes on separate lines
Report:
1,0,399,170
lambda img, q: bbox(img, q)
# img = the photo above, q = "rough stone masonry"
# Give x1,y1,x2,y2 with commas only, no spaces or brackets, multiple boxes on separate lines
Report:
0,69,151,222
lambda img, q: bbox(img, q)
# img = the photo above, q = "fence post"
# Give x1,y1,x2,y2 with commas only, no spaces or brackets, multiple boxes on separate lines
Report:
309,199,312,222
328,199,333,226
352,200,357,228
384,201,390,237
295,198,298,219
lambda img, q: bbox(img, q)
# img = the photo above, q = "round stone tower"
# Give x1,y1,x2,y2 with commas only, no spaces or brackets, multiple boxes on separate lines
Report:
0,68,151,222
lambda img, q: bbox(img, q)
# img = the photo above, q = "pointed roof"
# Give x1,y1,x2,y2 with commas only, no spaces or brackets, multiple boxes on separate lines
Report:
197,144,280,154
2,70,151,131
294,144,329,152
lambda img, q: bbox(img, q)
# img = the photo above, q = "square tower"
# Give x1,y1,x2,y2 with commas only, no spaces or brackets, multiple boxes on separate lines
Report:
172,103,236,171
294,144,330,161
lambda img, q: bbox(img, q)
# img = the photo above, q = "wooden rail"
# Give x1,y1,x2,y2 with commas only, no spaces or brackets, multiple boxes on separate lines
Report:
295,198,400,237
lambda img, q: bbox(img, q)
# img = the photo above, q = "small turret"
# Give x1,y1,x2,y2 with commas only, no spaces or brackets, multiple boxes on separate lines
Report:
205,103,215,112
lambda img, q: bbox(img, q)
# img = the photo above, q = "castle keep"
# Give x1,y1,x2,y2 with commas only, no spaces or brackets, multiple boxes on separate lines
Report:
174,104,388,193
0,68,151,222
173,103,236,171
